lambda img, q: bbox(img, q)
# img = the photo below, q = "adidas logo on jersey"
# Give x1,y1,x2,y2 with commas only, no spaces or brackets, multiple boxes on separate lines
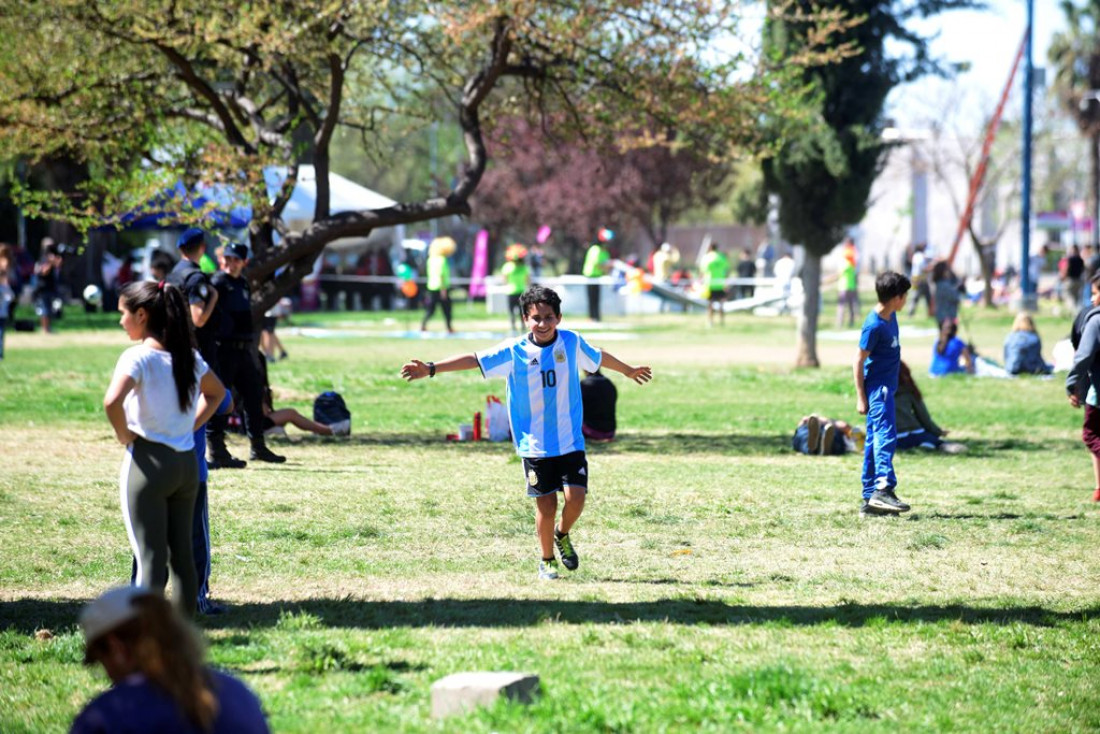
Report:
530,357,539,365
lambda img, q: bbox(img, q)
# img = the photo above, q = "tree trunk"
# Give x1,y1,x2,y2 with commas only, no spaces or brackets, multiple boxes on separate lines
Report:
796,250,821,368
1092,132,1099,248
978,241,996,309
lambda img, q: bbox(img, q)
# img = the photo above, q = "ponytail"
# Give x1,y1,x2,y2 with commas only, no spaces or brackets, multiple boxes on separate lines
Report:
120,281,198,412
936,320,956,357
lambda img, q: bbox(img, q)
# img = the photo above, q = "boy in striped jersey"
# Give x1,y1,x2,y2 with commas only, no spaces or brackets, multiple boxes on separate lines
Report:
401,285,652,580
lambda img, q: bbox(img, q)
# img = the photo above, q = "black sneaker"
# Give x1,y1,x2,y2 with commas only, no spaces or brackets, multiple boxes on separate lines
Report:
868,488,909,513
859,500,894,517
209,453,247,470
554,528,579,570
198,600,228,616
250,446,286,463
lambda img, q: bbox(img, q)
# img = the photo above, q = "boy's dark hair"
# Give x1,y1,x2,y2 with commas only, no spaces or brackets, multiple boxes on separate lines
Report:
150,251,175,279
875,271,911,303
1090,271,1100,287
519,285,562,318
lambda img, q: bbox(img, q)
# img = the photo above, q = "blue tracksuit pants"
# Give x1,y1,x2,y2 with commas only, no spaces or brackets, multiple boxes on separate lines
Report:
862,384,897,499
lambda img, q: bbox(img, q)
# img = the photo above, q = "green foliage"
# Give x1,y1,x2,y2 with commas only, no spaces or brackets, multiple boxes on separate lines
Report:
0,0,842,314
762,0,978,254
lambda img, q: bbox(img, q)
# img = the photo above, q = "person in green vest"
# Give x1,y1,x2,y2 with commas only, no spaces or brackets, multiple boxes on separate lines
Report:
421,236,456,333
501,243,531,332
582,237,612,322
700,242,730,327
837,237,860,328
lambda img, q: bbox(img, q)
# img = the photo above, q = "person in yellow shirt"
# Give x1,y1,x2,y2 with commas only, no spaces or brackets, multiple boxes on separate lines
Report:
582,240,611,322
501,243,531,332
837,237,860,328
700,242,730,327
421,236,456,333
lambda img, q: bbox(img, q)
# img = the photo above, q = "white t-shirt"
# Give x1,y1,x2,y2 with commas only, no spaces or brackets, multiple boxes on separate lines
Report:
112,345,209,451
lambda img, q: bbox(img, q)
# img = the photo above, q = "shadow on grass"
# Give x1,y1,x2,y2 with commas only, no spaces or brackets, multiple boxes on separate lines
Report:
920,512,1085,521
257,432,1074,457
958,437,1081,456
4,597,1094,635
269,431,793,455
591,432,789,456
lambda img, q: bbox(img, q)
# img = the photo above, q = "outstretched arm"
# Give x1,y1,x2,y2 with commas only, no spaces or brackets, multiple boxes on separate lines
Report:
598,350,652,385
401,354,479,381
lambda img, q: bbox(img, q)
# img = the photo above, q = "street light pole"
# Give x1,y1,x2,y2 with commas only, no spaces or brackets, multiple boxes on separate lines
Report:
1020,0,1035,309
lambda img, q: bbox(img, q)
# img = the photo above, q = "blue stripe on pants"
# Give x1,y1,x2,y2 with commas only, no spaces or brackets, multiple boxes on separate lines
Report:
862,384,897,499
192,481,212,610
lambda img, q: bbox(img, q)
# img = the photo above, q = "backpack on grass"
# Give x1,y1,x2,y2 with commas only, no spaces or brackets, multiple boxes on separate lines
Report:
313,391,351,427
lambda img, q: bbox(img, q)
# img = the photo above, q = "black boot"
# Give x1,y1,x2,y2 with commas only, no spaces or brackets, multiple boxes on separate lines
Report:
250,443,286,463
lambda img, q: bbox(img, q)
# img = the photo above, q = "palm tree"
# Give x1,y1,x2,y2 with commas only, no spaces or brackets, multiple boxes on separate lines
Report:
1050,0,1100,245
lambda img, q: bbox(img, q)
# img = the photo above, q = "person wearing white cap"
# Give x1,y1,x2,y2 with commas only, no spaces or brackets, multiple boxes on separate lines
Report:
72,586,269,734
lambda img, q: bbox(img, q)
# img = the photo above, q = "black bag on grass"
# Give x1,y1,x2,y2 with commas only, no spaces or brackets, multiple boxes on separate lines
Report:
313,391,351,425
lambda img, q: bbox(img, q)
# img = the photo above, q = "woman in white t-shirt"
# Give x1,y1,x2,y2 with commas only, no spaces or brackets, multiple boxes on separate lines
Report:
103,281,225,616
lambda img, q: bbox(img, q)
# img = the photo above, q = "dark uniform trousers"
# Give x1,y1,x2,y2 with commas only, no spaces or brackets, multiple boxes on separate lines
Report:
212,340,267,450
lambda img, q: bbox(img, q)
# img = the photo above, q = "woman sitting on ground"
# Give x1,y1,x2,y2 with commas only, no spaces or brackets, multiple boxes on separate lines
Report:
929,319,975,376
1003,313,1053,375
896,361,966,453
258,356,349,437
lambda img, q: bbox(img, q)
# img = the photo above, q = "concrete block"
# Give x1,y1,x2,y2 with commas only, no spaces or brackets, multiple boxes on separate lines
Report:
430,671,540,719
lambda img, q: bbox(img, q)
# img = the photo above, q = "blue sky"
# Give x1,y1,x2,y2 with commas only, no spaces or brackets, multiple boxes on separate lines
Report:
887,0,1067,128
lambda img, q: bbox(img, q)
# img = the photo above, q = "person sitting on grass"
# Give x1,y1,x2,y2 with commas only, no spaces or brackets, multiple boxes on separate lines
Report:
73,586,269,734
400,285,652,581
257,357,348,438
929,319,975,376
896,361,966,454
1003,313,1053,375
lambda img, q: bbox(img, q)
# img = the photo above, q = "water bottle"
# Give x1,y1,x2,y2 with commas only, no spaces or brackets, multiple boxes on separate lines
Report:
851,427,866,451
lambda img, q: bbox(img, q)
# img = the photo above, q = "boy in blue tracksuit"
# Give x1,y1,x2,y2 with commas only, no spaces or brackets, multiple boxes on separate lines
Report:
854,271,912,517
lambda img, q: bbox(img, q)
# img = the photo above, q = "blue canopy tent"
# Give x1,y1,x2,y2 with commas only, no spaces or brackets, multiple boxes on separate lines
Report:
113,180,252,230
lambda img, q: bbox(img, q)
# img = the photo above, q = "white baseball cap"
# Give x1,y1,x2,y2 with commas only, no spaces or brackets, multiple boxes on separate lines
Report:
79,586,154,645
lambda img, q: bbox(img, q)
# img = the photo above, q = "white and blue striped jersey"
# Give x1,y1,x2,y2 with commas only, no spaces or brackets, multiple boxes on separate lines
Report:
476,329,602,458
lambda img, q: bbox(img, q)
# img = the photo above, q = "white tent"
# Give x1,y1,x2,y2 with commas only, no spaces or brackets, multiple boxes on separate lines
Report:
264,165,397,224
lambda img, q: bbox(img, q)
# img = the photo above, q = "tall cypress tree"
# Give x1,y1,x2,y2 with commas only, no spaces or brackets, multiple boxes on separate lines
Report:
762,0,975,367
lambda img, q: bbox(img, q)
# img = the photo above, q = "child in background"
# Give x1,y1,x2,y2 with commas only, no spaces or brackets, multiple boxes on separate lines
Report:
854,271,912,517
0,244,14,359
930,320,975,376
1066,273,1100,502
401,285,652,580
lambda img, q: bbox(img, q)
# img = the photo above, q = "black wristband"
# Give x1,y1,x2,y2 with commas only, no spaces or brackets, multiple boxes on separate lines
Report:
428,362,436,378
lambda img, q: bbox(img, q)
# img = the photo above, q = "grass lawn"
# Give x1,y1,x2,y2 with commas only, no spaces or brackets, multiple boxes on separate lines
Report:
1,298,1098,732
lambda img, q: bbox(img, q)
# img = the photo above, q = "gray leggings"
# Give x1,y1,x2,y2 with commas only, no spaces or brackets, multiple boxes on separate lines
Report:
119,436,199,616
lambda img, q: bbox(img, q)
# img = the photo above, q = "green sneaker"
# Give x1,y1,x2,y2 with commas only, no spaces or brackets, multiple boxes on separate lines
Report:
538,559,560,580
554,529,579,571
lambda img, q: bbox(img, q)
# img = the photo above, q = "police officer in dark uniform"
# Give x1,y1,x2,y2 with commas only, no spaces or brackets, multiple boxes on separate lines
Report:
213,242,285,464
166,228,246,469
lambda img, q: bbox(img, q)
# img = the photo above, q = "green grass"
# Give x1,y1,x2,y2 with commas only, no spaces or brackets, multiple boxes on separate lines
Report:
1,301,1098,732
